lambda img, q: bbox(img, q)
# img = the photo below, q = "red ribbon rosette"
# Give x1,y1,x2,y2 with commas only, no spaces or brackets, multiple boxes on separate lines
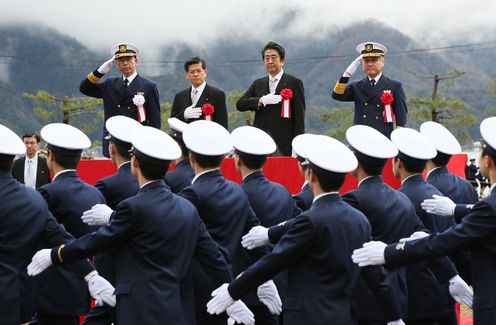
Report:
279,88,293,118
380,90,395,123
202,103,215,121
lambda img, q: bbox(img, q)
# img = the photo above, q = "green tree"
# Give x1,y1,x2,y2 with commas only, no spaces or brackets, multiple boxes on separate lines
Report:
408,70,476,145
160,101,172,131
227,90,253,131
22,90,103,135
485,73,496,116
320,107,353,141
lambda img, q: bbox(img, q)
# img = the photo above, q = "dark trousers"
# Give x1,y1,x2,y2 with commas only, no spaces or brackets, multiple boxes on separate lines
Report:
36,314,79,325
196,312,228,325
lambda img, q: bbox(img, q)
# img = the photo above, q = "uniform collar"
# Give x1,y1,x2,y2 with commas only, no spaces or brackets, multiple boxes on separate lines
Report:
312,191,339,204
53,169,77,181
192,168,220,184
123,72,138,84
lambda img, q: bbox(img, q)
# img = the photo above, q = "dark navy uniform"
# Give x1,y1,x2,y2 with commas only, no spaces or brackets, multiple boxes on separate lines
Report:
385,187,496,325
427,166,479,222
170,83,228,129
0,171,93,325
332,74,407,138
52,180,232,325
164,159,195,193
80,73,161,157
35,170,105,320
179,170,270,324
228,193,401,325
85,161,139,325
342,176,456,322
292,182,314,211
236,73,306,156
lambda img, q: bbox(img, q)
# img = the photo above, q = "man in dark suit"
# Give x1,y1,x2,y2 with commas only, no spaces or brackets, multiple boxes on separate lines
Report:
27,125,252,325
207,135,403,325
34,123,106,325
80,43,161,157
12,133,51,188
236,41,306,156
332,42,407,138
0,124,113,325
352,116,496,325
164,118,195,193
170,57,228,129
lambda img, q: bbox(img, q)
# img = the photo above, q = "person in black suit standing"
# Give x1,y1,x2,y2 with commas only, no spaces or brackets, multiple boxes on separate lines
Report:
12,133,51,188
236,41,306,156
170,57,228,129
80,43,161,157
332,42,407,138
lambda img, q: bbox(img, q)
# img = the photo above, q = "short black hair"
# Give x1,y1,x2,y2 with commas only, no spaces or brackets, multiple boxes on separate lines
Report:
49,149,81,169
236,151,267,170
22,134,41,143
109,139,132,160
310,166,346,192
261,41,285,60
136,156,170,180
400,157,427,174
191,152,224,169
357,158,385,176
0,154,14,172
431,152,451,167
184,56,207,72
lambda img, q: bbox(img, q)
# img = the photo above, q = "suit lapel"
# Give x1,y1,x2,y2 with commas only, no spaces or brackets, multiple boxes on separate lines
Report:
274,73,288,94
127,74,143,96
196,84,211,107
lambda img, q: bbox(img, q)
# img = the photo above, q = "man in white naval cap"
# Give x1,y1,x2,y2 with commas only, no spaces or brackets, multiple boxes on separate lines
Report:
29,123,109,325
27,126,253,325
389,127,473,324
332,42,408,138
164,117,195,193
291,133,318,211
80,116,141,325
179,120,279,324
80,42,161,157
207,135,404,325
352,116,496,325
0,124,112,325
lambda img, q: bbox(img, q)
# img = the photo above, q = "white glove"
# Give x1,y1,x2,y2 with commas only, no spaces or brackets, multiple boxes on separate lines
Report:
27,249,52,276
449,275,473,307
241,226,269,250
399,231,429,243
97,56,115,74
226,300,255,325
420,194,456,216
207,283,235,315
184,106,202,120
387,319,406,325
260,94,282,106
257,280,282,315
343,55,363,77
351,241,387,267
85,271,116,307
81,204,113,226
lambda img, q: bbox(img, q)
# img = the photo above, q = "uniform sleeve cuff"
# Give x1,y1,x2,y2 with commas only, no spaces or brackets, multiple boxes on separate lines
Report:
87,70,104,84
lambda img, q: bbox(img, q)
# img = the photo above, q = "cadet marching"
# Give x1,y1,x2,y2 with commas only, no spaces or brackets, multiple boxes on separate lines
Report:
1,40,494,325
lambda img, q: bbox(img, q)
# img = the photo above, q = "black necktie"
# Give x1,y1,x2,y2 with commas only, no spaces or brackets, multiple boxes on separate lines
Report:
124,79,129,87
370,79,376,87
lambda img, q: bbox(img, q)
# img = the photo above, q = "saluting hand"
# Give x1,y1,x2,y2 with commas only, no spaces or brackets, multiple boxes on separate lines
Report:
97,56,115,74
343,54,363,77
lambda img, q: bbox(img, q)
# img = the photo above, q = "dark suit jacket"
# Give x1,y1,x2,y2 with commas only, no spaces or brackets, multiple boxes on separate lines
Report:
52,180,232,325
385,188,496,325
342,176,455,321
178,170,268,309
12,155,51,188
236,72,306,156
35,171,105,315
170,83,228,129
332,74,407,138
228,194,401,325
293,182,314,211
0,171,93,325
164,159,195,193
80,73,161,157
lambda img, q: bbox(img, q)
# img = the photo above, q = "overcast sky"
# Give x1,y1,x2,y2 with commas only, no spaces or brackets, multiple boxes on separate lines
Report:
1,0,495,56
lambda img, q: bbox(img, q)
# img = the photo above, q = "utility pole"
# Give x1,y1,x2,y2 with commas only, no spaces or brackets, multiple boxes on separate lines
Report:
426,71,465,122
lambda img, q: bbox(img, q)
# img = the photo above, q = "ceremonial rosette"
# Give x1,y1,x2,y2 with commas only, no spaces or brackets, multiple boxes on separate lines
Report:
380,90,395,123
133,92,146,123
202,103,215,121
280,88,293,118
